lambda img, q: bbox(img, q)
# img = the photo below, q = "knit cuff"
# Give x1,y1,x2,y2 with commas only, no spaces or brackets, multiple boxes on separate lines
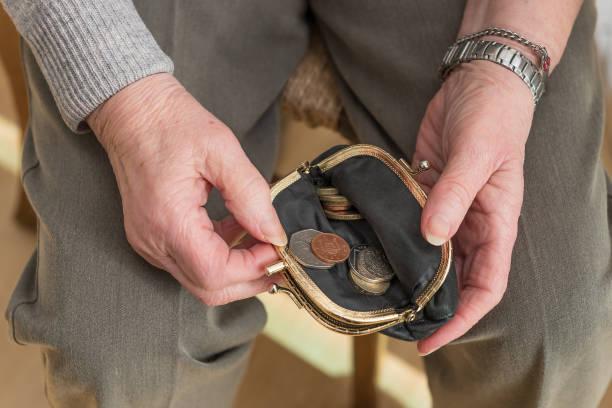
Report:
3,0,174,132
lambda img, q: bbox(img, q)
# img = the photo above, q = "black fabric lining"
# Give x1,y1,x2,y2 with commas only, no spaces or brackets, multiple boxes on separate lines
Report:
272,146,457,340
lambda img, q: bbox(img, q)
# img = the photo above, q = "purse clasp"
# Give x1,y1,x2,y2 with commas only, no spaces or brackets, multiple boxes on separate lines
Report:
268,283,303,309
398,158,430,176
265,260,287,276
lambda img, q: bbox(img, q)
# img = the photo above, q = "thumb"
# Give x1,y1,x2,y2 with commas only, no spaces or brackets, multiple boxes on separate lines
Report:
421,149,492,246
206,136,287,247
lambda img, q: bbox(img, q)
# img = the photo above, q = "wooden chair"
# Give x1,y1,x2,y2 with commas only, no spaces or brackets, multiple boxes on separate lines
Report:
0,13,384,407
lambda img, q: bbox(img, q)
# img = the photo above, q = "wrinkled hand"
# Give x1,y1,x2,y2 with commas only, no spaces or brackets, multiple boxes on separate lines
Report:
88,73,286,306
413,61,535,354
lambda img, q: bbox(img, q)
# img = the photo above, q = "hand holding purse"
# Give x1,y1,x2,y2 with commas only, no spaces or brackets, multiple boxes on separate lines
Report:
266,144,458,341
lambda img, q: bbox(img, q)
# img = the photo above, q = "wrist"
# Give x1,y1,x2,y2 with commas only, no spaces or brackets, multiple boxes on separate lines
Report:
88,73,183,152
453,60,535,106
459,0,580,73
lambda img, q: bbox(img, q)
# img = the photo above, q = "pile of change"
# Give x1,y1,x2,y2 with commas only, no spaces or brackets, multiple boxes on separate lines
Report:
288,229,394,295
347,245,394,295
316,187,363,221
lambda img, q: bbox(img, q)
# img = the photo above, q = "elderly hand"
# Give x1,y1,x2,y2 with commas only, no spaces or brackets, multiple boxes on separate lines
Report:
88,73,285,306
413,60,535,354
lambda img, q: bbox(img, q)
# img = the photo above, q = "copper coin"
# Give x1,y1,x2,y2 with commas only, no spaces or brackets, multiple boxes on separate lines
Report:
310,233,350,263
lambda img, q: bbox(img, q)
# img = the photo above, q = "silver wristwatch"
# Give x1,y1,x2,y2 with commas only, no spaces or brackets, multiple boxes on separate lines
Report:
439,39,546,103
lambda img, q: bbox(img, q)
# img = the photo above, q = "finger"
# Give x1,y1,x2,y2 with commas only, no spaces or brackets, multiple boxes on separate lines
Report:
416,285,501,356
213,216,248,247
164,254,278,306
205,133,286,247
421,150,494,246
173,218,279,291
231,234,260,250
196,274,278,306
417,216,517,355
417,249,510,355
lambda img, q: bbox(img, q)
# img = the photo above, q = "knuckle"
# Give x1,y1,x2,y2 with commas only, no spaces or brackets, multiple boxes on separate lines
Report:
208,128,240,157
233,172,262,198
225,173,269,214
197,273,221,292
124,226,140,248
490,285,506,307
442,178,473,211
487,272,509,307
198,291,229,307
194,267,226,293
124,221,148,252
198,293,215,306
192,272,210,291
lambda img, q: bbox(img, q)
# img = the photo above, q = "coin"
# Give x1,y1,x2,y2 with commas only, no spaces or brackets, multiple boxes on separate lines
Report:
289,229,333,269
318,194,351,205
324,209,363,221
355,246,394,282
349,272,390,295
322,203,353,211
317,186,339,196
348,245,394,295
311,233,350,263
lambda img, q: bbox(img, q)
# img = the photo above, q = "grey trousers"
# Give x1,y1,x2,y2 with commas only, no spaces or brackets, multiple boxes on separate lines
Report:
6,0,612,407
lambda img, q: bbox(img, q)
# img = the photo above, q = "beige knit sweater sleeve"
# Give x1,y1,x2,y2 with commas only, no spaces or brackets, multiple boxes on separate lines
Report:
1,0,174,132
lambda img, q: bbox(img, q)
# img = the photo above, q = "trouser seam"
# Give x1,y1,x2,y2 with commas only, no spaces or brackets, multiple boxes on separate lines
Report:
9,221,40,345
21,160,40,183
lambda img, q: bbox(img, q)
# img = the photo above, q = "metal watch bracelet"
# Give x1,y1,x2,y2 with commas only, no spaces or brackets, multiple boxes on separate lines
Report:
439,39,546,103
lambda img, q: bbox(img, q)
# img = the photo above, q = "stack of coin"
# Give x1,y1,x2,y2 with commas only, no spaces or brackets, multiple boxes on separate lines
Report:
348,245,395,295
289,229,350,269
316,186,363,221
288,230,394,297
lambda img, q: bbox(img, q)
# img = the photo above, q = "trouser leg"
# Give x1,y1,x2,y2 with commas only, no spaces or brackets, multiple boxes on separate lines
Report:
5,1,308,406
310,0,612,406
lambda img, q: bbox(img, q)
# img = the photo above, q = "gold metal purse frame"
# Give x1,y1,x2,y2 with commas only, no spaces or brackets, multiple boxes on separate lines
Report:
266,144,453,336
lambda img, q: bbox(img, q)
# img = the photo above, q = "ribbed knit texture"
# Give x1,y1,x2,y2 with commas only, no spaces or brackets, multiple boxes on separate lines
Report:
2,0,174,132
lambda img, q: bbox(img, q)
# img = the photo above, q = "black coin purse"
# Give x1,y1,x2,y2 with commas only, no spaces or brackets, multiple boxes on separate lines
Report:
266,144,458,341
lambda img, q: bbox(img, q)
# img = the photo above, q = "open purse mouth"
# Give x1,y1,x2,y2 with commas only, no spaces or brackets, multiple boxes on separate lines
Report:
267,144,454,338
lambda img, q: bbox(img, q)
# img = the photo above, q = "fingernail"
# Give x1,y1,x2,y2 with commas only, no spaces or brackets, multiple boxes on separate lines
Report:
261,216,287,247
418,347,439,357
425,215,450,246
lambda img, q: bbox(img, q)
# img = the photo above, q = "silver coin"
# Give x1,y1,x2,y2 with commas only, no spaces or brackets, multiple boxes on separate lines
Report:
318,194,351,205
349,271,391,295
289,229,333,269
349,245,394,283
316,186,339,196
324,209,363,221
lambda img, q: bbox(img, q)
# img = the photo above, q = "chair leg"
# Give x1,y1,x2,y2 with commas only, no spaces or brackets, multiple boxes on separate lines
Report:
352,334,386,408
